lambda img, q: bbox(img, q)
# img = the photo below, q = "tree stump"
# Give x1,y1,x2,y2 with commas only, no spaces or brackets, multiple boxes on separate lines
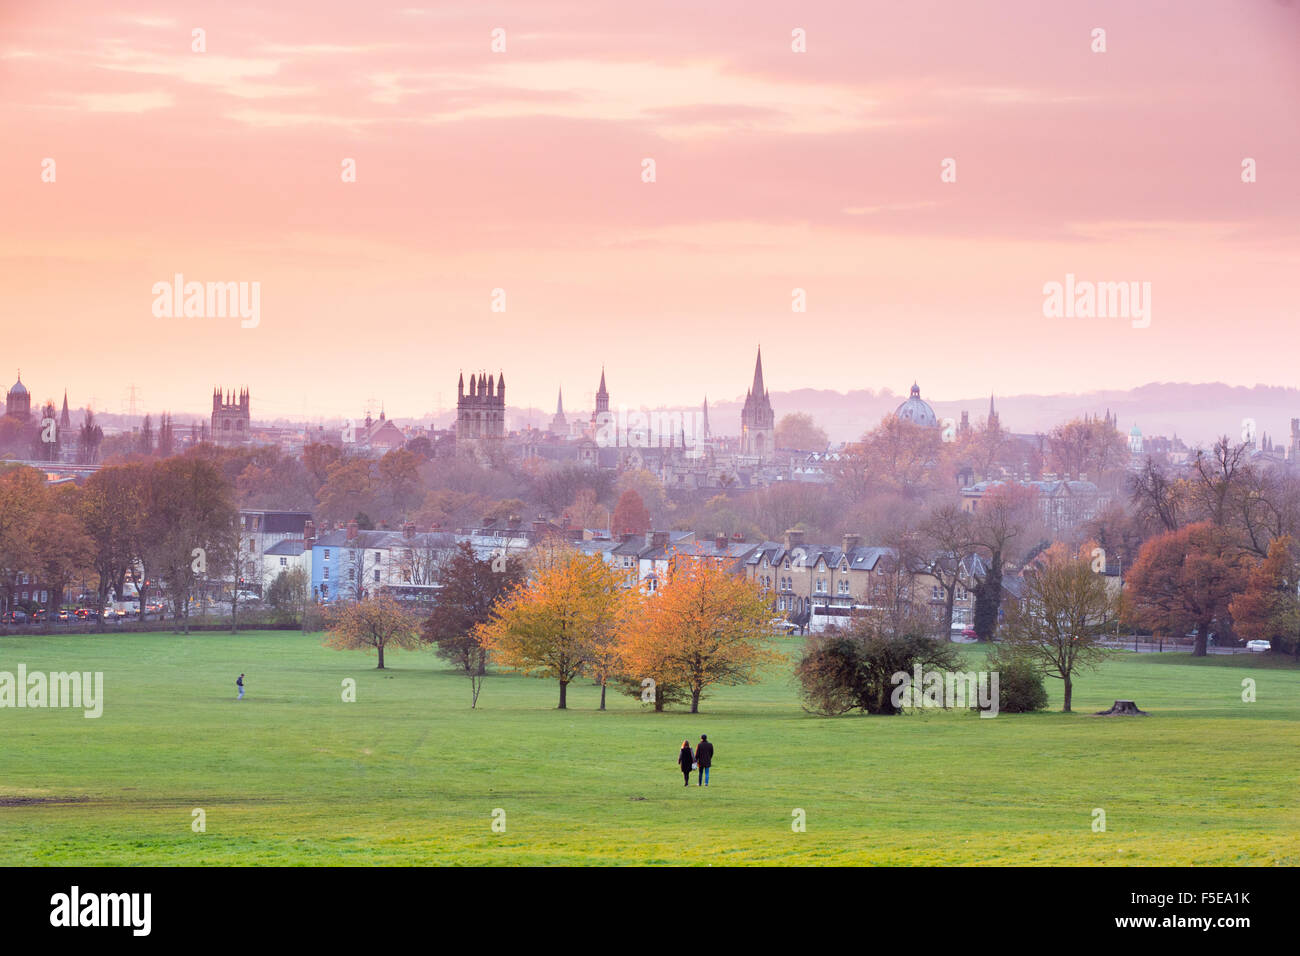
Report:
1094,699,1149,716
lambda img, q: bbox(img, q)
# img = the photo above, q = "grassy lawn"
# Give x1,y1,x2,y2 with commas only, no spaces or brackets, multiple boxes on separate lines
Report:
1,631,1296,865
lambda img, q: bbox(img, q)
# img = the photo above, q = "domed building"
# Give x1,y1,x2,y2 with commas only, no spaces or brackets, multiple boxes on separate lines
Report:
894,382,938,428
6,373,30,420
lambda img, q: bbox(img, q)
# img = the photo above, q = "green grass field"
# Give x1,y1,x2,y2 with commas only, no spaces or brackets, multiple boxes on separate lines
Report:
1,631,1297,865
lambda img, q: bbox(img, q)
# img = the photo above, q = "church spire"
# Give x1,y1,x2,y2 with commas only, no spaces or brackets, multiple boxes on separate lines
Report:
751,347,765,397
594,366,609,415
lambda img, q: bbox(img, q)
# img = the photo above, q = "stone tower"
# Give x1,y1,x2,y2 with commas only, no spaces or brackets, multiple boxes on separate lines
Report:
550,388,568,436
211,387,250,445
589,367,611,435
740,347,775,459
6,373,30,420
456,371,505,440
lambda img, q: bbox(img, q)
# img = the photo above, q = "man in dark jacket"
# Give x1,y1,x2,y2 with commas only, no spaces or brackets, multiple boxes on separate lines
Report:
695,734,714,786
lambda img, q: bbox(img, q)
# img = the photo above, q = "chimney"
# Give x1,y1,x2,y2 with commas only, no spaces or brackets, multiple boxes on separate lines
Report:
784,529,804,550
303,520,316,548
715,533,728,551
620,532,636,544
842,533,861,554
732,532,744,541
346,520,358,542
649,530,669,551
403,521,415,540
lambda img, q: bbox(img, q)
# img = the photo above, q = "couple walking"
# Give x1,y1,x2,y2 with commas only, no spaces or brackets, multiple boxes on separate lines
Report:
677,735,714,787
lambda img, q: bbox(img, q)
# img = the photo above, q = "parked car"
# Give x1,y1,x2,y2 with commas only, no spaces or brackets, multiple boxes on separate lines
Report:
960,628,979,641
3,610,27,624
74,607,92,619
56,610,70,623
1246,640,1271,653
31,609,47,623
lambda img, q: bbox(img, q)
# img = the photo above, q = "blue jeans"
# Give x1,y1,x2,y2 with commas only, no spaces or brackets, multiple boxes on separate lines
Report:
697,766,709,785
237,686,244,699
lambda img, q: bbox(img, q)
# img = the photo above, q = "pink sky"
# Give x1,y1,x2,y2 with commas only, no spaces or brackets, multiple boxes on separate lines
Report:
2,0,1298,424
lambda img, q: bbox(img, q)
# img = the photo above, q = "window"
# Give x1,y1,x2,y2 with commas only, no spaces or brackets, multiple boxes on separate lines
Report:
324,549,330,560
374,552,382,564
374,570,381,582
323,568,330,580
931,585,940,601
280,557,288,567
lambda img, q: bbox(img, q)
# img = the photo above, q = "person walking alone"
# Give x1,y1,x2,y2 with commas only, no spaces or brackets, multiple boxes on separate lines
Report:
236,673,245,701
677,739,694,786
695,734,713,786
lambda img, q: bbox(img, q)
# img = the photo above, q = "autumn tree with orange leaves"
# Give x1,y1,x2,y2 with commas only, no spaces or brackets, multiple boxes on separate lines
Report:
1230,535,1300,658
477,543,627,709
1123,522,1251,657
620,554,779,714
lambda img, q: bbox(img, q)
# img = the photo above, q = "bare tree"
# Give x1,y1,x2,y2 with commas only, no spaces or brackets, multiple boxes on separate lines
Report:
1189,437,1249,528
895,503,976,640
1128,458,1183,532
1001,545,1115,711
